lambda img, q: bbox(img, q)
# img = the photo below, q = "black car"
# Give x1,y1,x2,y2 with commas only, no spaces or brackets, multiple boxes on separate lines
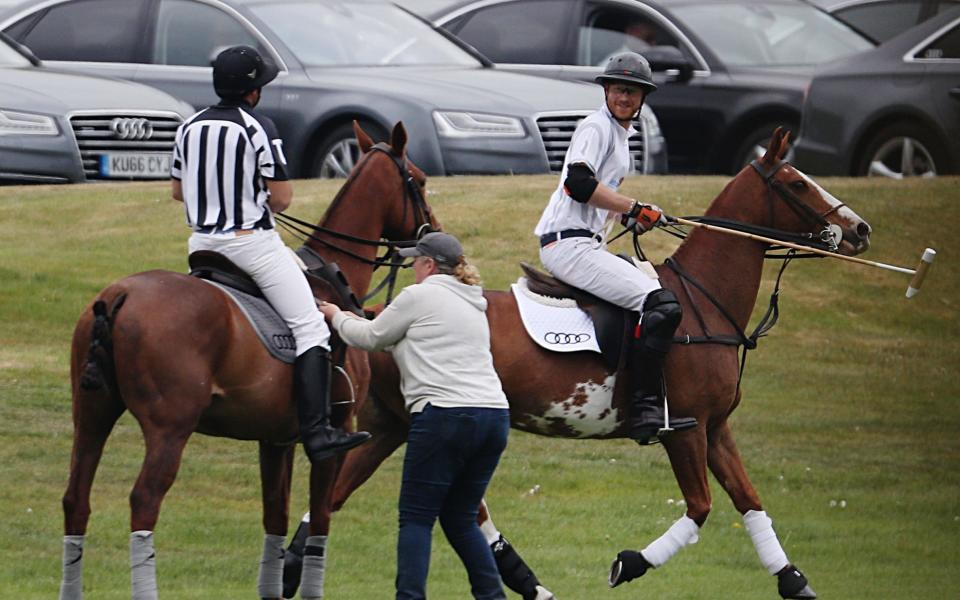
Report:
805,0,960,43
0,0,668,178
794,7,960,177
425,0,875,174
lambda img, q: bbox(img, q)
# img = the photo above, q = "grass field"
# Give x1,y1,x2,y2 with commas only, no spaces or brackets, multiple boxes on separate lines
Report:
0,173,958,599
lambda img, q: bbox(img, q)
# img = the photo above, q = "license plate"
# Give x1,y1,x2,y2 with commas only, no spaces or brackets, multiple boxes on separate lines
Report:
99,153,171,179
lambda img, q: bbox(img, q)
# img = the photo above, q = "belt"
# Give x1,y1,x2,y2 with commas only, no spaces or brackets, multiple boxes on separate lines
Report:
195,225,270,236
539,229,600,248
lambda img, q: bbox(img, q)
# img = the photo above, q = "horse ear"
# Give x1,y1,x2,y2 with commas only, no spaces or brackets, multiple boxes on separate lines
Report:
777,129,792,161
390,122,408,157
353,120,375,154
760,126,784,165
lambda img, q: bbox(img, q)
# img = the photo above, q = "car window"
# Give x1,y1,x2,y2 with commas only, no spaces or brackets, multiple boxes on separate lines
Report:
834,1,923,42
152,0,262,66
915,21,960,59
251,1,479,67
670,2,873,67
12,0,144,62
579,8,687,67
446,0,573,64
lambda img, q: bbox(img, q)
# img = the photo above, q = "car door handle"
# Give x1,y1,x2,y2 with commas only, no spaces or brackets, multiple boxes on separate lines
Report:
951,87,960,100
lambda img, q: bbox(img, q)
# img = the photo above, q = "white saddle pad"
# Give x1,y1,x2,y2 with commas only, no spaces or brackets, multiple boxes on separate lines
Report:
511,278,600,353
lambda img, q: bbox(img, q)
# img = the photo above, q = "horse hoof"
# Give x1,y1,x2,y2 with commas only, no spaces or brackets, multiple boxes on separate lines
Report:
608,550,650,588
778,565,817,599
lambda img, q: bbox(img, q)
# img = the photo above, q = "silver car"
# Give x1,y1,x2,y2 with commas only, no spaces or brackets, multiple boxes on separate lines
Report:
0,34,192,183
0,0,668,177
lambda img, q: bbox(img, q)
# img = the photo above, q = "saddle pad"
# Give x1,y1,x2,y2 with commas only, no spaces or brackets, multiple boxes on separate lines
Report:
201,279,297,364
511,278,600,354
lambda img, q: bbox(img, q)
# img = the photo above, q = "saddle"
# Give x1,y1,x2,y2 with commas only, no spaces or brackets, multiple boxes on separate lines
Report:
188,246,363,363
517,262,637,372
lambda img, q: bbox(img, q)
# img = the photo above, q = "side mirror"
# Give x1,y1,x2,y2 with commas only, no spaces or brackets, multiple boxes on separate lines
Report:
643,46,694,82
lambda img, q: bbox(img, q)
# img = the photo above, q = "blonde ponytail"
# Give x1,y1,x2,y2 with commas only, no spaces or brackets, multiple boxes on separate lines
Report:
439,257,482,286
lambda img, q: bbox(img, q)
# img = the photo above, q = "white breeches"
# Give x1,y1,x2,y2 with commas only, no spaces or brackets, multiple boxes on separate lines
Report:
540,237,661,312
190,229,330,355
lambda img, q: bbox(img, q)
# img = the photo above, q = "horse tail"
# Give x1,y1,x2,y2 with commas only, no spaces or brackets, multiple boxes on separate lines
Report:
79,293,127,391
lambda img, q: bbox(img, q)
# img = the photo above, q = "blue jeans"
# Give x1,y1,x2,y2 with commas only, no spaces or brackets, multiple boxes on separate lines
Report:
396,404,510,600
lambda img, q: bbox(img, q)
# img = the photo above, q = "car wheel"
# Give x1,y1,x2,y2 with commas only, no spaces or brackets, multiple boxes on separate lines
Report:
856,122,949,178
732,121,798,174
310,121,387,178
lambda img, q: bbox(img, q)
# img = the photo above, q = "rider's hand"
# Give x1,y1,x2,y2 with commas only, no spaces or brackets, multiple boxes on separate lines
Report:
622,202,666,234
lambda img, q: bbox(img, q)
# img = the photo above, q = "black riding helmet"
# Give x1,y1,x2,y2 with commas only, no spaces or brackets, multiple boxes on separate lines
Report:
595,51,657,93
212,45,279,99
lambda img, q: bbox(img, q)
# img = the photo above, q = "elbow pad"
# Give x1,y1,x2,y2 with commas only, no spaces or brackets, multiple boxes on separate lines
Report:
563,163,599,203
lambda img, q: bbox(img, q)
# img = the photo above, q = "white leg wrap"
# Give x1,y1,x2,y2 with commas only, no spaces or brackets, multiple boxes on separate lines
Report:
300,535,327,600
130,530,158,600
641,515,700,568
743,510,789,575
59,535,85,600
257,534,286,598
479,512,501,545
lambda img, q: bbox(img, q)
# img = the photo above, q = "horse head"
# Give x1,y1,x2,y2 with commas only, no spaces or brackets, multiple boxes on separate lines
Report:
728,127,871,256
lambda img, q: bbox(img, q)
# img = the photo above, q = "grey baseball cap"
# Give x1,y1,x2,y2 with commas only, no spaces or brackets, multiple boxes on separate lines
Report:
398,232,464,265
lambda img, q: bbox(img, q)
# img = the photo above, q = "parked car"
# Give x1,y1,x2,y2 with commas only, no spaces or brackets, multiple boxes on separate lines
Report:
793,7,960,177
0,0,668,178
0,32,192,184
805,0,960,43
422,0,875,174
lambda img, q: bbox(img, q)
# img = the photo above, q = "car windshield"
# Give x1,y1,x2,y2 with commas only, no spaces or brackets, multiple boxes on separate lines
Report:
0,38,32,67
250,1,481,67
671,2,874,67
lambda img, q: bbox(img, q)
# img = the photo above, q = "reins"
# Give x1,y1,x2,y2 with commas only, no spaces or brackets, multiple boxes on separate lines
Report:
274,143,433,304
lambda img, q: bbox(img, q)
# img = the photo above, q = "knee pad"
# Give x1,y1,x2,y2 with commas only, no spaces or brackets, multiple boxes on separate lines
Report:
638,289,682,354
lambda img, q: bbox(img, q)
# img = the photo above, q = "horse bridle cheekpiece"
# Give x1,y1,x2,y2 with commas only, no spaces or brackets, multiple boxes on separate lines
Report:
749,159,842,252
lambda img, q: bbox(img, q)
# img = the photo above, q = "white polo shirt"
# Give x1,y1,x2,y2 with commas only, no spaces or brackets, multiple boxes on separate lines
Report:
534,102,636,238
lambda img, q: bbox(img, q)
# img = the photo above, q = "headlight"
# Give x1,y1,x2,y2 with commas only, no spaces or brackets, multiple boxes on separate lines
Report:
433,111,526,139
0,109,59,136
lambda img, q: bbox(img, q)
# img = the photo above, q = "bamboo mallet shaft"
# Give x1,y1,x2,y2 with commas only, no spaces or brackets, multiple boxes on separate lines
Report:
670,217,935,297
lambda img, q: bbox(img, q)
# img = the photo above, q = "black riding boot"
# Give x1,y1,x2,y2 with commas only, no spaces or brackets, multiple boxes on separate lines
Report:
627,289,696,444
295,346,371,463
627,344,696,444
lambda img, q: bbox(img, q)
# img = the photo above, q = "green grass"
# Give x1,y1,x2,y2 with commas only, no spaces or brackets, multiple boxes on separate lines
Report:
1,174,958,599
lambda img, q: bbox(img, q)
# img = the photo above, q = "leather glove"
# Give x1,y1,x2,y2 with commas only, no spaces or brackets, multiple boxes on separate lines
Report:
621,202,666,233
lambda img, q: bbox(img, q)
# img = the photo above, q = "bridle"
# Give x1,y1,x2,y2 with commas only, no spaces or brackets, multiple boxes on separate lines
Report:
654,159,849,390
275,142,434,304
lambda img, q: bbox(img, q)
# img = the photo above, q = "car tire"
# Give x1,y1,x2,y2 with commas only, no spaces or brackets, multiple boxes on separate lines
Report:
732,121,798,174
310,121,387,179
856,122,950,178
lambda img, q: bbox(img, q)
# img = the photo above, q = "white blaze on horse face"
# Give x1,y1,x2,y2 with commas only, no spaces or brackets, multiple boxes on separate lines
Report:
800,170,864,225
523,375,620,438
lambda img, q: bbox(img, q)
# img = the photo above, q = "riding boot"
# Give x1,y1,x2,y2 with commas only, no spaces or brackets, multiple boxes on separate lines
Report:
627,289,696,444
295,346,371,463
627,344,695,444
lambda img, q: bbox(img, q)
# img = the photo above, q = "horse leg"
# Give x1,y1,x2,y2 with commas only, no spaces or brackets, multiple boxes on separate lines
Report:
297,459,341,600
257,442,294,600
60,385,126,600
707,421,816,599
128,427,194,600
609,429,710,588
478,499,556,600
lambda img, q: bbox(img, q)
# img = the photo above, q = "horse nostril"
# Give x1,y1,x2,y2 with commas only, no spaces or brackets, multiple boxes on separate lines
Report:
857,222,872,240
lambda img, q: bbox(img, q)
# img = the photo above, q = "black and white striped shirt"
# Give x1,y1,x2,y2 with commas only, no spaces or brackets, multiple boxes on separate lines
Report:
171,100,289,232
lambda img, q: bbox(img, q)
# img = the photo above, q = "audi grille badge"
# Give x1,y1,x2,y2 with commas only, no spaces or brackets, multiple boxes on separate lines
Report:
110,117,153,140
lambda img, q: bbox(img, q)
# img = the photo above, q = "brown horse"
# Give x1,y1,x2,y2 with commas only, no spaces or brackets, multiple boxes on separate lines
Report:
325,128,871,599
59,122,435,600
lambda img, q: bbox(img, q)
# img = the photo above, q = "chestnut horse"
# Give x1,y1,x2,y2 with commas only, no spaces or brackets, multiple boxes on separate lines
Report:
59,122,435,600
324,129,871,599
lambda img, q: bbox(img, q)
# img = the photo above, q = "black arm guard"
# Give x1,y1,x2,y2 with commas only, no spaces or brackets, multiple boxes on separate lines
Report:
563,163,599,203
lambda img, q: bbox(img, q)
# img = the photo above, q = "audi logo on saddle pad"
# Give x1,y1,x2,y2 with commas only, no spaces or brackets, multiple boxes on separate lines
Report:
544,332,592,345
110,117,153,140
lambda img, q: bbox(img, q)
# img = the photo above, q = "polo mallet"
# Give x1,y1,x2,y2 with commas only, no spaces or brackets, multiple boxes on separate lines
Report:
668,216,937,298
